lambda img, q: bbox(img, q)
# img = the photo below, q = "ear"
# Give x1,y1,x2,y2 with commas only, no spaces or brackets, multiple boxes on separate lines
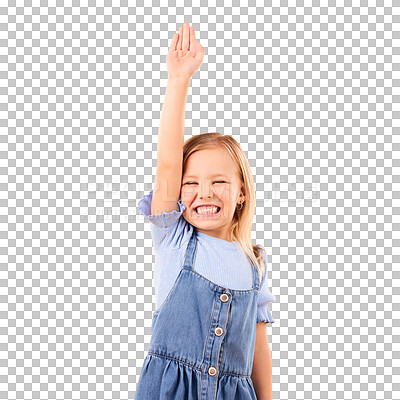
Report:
240,182,246,201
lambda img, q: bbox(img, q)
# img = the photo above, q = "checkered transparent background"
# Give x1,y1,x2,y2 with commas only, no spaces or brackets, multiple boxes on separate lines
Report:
2,2,399,400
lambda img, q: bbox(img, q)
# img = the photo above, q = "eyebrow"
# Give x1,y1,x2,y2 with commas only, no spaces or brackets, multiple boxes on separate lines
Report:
183,174,229,179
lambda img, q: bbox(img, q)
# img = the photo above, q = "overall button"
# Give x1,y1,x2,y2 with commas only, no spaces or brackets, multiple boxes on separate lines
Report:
214,326,223,336
220,293,229,302
208,366,217,376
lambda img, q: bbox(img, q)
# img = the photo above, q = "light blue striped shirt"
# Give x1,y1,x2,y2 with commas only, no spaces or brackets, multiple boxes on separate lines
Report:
138,190,276,324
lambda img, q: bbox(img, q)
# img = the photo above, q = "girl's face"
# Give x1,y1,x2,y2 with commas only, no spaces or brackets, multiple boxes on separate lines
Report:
181,148,245,241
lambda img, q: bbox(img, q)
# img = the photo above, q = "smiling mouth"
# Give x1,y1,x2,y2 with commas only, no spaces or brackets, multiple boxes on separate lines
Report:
194,206,221,216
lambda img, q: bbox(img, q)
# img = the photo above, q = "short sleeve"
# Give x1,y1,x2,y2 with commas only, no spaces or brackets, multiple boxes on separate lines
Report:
137,189,191,251
256,246,277,324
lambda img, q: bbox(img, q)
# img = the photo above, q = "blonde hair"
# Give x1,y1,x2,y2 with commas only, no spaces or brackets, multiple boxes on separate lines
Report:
182,132,266,282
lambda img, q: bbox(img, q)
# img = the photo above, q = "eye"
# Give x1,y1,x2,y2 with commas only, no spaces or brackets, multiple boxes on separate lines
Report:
182,181,227,186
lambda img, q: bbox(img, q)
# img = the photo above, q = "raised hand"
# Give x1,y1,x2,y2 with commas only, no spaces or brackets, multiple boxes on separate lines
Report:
166,22,205,80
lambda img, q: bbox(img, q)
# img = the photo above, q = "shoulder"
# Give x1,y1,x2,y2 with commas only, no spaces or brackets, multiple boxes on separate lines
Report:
253,244,267,285
138,189,193,251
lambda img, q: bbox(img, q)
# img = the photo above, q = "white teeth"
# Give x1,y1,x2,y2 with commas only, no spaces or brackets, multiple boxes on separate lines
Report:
196,206,219,214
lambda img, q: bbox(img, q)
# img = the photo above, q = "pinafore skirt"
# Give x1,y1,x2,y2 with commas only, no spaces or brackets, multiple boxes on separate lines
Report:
134,228,261,399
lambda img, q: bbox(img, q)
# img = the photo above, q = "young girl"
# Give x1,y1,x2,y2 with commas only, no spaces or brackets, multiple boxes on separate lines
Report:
135,22,276,400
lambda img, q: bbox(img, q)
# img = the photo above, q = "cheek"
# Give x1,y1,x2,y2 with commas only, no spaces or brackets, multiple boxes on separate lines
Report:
181,187,196,202
215,186,235,202
213,185,225,198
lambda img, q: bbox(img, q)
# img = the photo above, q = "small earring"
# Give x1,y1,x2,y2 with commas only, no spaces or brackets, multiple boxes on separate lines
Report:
238,201,244,210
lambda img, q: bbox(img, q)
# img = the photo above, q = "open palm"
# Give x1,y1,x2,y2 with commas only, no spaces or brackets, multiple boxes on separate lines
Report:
167,22,205,79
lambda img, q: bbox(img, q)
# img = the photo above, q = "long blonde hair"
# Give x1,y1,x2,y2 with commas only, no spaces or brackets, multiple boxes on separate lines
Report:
182,132,266,282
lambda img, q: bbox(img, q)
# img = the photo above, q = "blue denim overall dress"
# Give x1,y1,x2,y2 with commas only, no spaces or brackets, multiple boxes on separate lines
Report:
134,228,260,399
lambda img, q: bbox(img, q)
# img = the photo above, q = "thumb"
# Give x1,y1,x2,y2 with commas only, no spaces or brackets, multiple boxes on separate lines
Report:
196,43,205,58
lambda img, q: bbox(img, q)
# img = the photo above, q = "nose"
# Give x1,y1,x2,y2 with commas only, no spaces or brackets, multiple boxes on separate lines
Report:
199,182,212,199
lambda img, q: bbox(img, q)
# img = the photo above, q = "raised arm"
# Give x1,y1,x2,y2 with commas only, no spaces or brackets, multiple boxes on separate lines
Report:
151,22,205,215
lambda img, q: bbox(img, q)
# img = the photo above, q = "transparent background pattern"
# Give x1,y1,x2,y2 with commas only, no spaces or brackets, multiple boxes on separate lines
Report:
2,1,398,399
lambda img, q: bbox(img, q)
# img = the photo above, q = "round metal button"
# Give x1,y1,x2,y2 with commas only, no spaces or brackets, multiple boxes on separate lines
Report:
214,326,223,336
208,365,217,376
220,293,229,302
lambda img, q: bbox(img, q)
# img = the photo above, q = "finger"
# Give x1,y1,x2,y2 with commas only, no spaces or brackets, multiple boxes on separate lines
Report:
189,26,196,52
177,26,183,50
183,22,189,51
169,33,178,52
